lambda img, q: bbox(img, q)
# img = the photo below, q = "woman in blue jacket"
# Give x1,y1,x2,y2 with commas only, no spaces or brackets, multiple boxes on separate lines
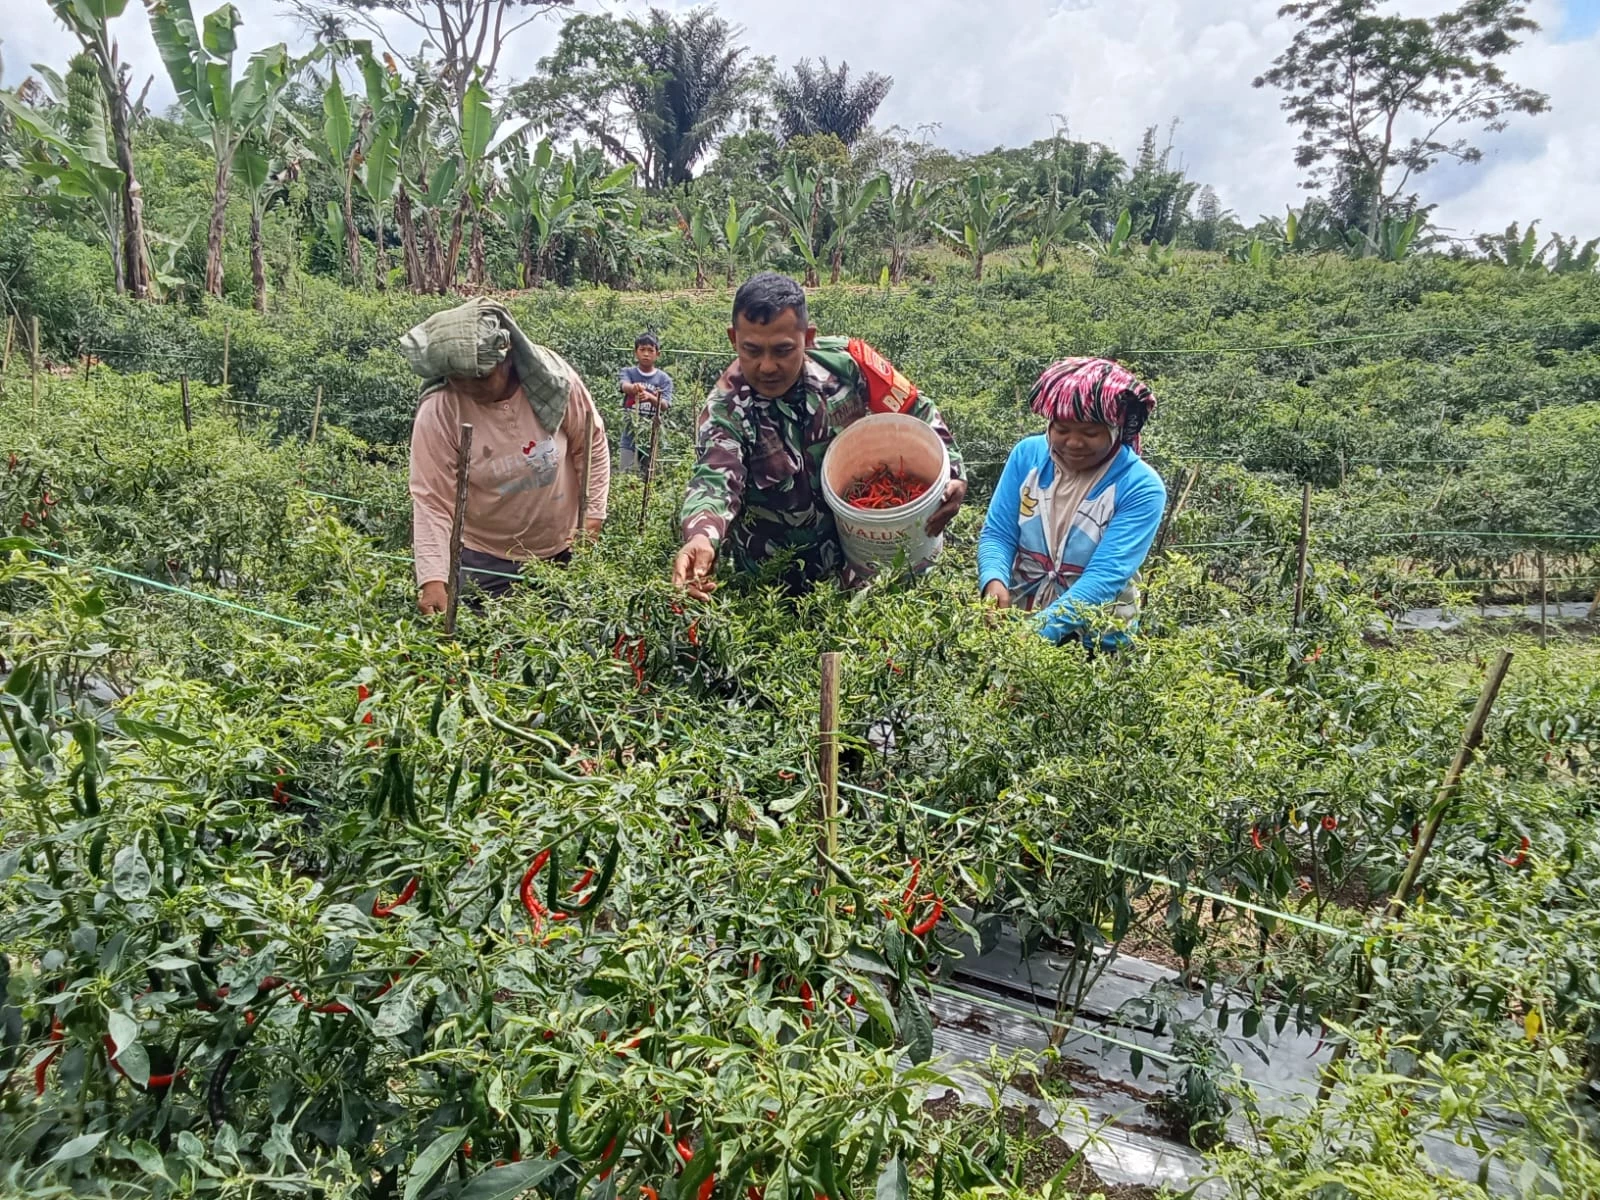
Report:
977,358,1167,647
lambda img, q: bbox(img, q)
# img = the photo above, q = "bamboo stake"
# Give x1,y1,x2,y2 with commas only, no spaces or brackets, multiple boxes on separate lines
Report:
1157,464,1201,552
31,316,41,416
1292,482,1312,628
221,318,231,393
818,651,842,916
443,423,474,637
309,386,323,447
1386,648,1514,920
1537,551,1547,649
180,374,192,433
1318,648,1514,1099
637,403,662,535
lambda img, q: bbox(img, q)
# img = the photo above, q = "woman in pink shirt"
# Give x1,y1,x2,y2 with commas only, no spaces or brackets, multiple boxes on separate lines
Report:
402,300,610,614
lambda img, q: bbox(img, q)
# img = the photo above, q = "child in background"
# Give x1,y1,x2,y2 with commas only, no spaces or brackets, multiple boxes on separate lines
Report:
618,333,675,475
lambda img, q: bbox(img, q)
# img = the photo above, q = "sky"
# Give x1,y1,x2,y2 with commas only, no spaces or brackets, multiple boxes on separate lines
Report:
3,0,1597,242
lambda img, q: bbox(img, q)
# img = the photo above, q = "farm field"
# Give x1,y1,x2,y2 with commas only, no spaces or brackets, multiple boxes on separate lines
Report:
4,255,1600,1199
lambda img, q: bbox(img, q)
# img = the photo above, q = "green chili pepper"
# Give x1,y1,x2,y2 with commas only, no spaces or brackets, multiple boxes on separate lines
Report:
443,753,464,820
932,1150,945,1200
87,831,107,879
368,758,393,819
555,1075,619,1160
81,764,100,817
66,765,87,817
473,756,492,801
427,682,446,738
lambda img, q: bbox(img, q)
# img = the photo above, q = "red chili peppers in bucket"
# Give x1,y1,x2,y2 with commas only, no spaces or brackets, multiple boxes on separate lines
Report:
844,464,930,510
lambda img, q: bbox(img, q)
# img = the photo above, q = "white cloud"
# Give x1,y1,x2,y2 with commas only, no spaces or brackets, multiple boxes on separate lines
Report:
2,0,1593,239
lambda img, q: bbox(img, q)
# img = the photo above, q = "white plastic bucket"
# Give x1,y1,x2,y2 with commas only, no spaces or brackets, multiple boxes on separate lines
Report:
821,413,950,577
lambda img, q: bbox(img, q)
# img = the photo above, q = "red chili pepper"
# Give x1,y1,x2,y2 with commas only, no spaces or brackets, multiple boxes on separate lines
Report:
371,877,418,918
598,1137,618,1181
1499,835,1531,869
34,1015,63,1095
902,859,922,910
1321,816,1338,832
845,464,930,510
799,981,815,1011
271,768,288,807
1304,646,1324,663
103,1035,185,1089
40,492,55,508
642,1189,660,1200
19,512,33,528
687,621,699,647
910,897,944,938
1251,826,1266,851
521,850,550,934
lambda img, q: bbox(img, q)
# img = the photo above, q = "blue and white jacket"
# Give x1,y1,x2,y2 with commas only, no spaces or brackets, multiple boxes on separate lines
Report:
977,438,1167,645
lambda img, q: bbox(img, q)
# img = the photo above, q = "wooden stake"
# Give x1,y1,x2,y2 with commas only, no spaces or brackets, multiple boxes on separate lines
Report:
1590,579,1600,623
1386,648,1513,920
1537,551,1547,649
221,318,232,393
637,403,663,535
818,651,842,915
1318,647,1514,1099
1157,464,1201,552
309,386,323,447
31,316,41,416
180,374,192,433
1292,482,1312,628
443,422,474,637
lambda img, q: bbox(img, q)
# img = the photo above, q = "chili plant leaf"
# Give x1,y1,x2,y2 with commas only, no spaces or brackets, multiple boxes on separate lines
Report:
897,985,934,1065
455,1155,569,1200
107,1010,138,1055
875,1155,909,1200
404,1128,468,1200
112,845,152,900
46,1130,108,1165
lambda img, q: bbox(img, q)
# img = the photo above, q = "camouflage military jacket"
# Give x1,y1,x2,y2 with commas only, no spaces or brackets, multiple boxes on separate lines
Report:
679,339,965,587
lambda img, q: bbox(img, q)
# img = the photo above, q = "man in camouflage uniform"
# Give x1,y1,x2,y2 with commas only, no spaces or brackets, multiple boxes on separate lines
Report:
674,273,967,596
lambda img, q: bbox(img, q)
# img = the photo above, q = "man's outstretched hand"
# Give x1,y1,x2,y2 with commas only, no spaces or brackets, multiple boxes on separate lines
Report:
418,581,449,615
672,534,719,600
925,478,968,537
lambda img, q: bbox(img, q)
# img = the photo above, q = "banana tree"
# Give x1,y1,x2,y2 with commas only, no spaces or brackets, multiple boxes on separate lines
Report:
679,200,718,289
1031,192,1086,270
823,172,887,284
0,92,126,288
146,0,292,298
722,196,769,284
885,178,936,285
768,161,825,286
494,135,573,287
935,173,1029,281
458,75,529,286
1079,208,1135,262
45,0,151,297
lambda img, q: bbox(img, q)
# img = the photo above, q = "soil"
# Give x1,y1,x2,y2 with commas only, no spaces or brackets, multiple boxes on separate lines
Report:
921,1089,1160,1198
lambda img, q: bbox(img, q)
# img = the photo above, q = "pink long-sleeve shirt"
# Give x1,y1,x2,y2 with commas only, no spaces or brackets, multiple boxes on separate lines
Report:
409,373,610,585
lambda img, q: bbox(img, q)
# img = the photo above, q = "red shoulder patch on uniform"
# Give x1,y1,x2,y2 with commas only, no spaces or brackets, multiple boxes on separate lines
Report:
847,339,918,414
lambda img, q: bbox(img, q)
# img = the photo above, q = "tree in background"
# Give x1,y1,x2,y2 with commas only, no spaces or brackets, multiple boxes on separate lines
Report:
1190,186,1229,251
518,7,766,191
146,0,292,299
1255,0,1549,250
1121,122,1197,246
283,0,572,105
935,173,1028,281
45,0,152,298
772,58,892,146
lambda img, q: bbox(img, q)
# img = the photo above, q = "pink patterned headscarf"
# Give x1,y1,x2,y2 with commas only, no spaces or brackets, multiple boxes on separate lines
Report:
1029,357,1157,453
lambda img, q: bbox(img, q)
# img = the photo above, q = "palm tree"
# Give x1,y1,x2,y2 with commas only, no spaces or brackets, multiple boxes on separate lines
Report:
772,58,892,146
628,8,762,188
146,0,293,298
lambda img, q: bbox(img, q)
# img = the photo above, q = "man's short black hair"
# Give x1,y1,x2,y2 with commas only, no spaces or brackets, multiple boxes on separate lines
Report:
635,332,660,349
732,272,808,329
